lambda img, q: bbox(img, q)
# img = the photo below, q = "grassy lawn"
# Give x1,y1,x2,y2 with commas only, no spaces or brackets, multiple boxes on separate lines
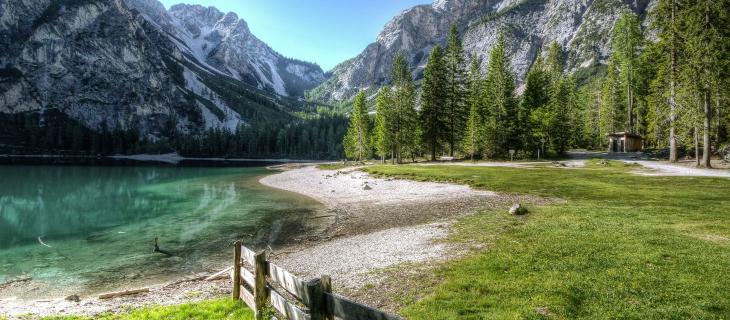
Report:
366,161,730,319
38,298,253,320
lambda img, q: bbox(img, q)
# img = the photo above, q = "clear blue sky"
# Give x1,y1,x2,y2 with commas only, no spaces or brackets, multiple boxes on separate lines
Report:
158,0,431,71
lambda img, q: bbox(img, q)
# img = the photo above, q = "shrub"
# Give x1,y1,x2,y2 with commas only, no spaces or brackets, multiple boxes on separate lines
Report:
719,144,730,163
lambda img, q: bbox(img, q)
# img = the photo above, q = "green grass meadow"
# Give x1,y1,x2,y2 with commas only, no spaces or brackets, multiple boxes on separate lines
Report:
39,299,253,320
366,160,730,319
22,161,730,319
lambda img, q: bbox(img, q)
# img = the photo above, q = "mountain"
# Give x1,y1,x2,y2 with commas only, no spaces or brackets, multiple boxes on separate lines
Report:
131,1,325,97
310,0,654,102
0,0,324,144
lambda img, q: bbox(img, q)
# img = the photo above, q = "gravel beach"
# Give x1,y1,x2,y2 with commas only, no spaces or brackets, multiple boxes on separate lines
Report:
2,164,509,318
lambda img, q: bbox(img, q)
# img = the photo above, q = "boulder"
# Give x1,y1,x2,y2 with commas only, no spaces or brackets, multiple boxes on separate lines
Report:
363,184,372,190
509,204,528,215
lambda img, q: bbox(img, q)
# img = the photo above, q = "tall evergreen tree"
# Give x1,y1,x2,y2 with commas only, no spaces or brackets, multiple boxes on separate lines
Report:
521,57,550,155
343,91,370,161
462,55,483,160
612,12,643,134
545,42,564,81
391,53,418,163
684,0,729,167
419,46,447,161
373,86,394,163
482,34,518,158
444,24,469,156
601,58,626,136
549,76,579,154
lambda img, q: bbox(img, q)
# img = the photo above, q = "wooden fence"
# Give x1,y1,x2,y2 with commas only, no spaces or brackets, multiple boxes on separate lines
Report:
230,241,402,320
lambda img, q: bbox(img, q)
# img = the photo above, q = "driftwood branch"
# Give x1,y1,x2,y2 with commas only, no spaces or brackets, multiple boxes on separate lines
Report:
37,236,52,248
0,276,32,288
97,287,150,299
153,237,174,256
205,266,233,281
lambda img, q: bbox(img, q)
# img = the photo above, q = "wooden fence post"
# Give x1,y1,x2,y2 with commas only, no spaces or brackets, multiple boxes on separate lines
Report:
307,275,333,320
321,275,333,320
232,240,241,300
306,278,323,320
254,250,269,320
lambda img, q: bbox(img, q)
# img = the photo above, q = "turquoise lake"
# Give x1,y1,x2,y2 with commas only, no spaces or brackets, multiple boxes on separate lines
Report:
0,165,321,299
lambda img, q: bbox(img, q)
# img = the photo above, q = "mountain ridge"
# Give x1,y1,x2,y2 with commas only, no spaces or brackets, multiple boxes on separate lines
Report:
310,0,655,102
0,0,325,143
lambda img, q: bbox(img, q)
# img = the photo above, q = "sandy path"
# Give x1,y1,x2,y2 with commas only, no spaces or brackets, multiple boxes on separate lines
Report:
261,165,514,290
417,160,586,168
260,165,495,206
630,161,730,178
1,277,231,318
418,158,729,178
274,222,451,290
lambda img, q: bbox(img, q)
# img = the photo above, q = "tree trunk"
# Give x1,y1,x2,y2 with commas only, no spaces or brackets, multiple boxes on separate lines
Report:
668,0,678,163
717,87,723,144
700,1,711,168
702,90,712,167
694,127,700,166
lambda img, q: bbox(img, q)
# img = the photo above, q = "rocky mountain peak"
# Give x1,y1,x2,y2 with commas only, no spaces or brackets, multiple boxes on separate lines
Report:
310,0,656,102
0,0,327,143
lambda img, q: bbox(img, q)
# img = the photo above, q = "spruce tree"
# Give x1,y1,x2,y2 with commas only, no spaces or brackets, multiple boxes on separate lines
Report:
549,76,578,154
686,0,728,167
612,12,643,134
343,91,370,161
645,0,685,161
545,42,564,81
373,86,394,163
444,24,469,156
482,34,517,158
601,58,626,136
462,55,483,160
521,57,550,155
420,46,447,161
391,53,418,163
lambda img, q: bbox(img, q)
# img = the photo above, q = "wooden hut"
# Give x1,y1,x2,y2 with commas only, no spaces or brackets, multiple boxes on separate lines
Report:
607,132,643,153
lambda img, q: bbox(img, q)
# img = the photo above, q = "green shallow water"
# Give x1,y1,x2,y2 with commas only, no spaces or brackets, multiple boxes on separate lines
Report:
0,165,321,299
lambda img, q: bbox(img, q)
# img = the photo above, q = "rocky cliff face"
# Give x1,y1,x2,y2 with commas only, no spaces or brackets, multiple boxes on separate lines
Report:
312,0,653,102
0,0,324,139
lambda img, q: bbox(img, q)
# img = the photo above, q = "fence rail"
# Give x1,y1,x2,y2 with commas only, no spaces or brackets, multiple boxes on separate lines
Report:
230,240,402,320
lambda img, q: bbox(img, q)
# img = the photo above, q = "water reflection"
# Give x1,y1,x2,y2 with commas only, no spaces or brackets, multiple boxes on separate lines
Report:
0,166,319,299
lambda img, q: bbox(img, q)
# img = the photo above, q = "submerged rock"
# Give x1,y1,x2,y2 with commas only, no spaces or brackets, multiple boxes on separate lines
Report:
65,294,80,302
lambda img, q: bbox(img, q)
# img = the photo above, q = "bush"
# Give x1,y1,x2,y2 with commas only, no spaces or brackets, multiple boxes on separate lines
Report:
719,144,730,163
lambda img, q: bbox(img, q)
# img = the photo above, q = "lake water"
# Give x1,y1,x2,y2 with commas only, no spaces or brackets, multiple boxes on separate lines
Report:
0,165,321,299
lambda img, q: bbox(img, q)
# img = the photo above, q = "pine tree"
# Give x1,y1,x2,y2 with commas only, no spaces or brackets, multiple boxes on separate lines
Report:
343,91,370,161
545,42,564,81
612,12,643,134
543,43,578,154
444,24,469,156
549,76,578,154
601,58,626,136
482,34,517,158
420,46,447,161
521,57,550,156
687,0,728,167
391,53,418,163
461,55,483,160
373,86,394,163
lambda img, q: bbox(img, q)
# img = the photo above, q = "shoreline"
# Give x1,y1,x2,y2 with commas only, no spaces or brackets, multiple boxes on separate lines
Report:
0,153,329,165
1,164,522,318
